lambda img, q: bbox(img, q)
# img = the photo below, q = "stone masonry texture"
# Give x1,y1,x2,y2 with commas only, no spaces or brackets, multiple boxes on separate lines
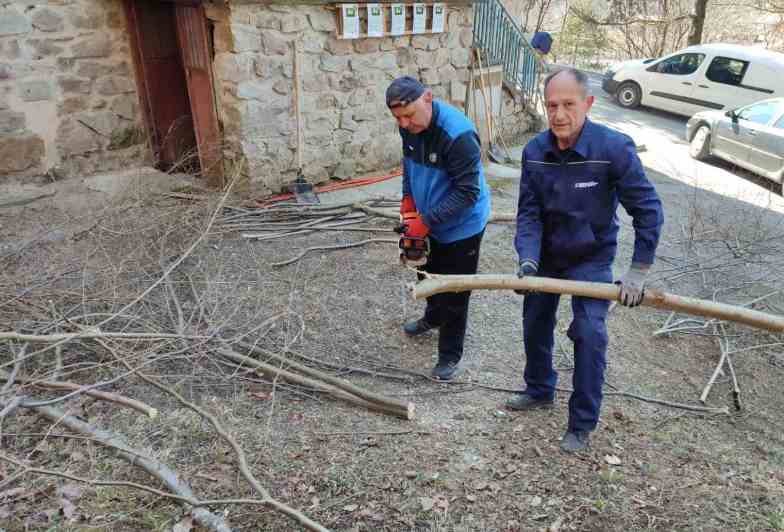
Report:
215,3,532,193
0,0,533,190
0,0,147,181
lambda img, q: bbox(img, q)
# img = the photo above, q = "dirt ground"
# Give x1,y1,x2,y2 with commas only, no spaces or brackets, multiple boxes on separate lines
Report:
1,164,783,532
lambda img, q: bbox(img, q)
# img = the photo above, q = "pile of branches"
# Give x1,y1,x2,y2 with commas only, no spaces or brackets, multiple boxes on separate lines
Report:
648,184,784,411
215,198,401,268
213,197,515,268
0,183,410,531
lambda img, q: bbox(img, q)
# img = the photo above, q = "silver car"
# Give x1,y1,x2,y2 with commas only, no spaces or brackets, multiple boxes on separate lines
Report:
686,97,784,183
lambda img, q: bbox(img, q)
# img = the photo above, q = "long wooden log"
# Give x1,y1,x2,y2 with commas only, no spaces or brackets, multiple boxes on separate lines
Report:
410,274,784,333
236,341,414,413
217,347,414,420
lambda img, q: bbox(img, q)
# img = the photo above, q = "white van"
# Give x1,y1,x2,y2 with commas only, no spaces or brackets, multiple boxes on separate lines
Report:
602,44,784,117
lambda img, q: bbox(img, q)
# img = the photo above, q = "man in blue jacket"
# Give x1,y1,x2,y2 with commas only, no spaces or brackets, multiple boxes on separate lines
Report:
386,76,491,381
508,68,663,452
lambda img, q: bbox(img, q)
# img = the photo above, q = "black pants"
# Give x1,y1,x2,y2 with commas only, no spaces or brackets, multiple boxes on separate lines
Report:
418,229,484,364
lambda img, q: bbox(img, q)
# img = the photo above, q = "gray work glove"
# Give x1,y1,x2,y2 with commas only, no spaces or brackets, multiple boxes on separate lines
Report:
616,262,650,307
514,260,538,295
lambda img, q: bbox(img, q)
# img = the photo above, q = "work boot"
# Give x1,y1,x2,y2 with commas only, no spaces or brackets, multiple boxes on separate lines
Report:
431,359,462,381
505,392,555,411
403,317,435,336
560,430,591,453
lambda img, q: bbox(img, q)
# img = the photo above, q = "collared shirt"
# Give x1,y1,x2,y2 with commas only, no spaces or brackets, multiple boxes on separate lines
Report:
515,119,664,270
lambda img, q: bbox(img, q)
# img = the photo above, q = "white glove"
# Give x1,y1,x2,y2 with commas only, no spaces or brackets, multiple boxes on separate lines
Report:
617,262,650,307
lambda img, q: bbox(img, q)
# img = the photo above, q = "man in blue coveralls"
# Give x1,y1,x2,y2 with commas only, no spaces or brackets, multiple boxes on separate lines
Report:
386,76,491,381
507,68,663,452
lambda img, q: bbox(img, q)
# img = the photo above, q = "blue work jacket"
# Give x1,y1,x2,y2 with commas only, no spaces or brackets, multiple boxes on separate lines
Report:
401,100,491,243
516,119,663,271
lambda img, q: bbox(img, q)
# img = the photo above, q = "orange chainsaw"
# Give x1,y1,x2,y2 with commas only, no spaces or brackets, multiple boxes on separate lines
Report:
394,217,430,267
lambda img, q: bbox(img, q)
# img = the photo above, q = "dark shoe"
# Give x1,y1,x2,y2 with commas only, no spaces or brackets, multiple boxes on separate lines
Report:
505,392,555,411
560,430,590,452
431,360,462,381
403,318,435,336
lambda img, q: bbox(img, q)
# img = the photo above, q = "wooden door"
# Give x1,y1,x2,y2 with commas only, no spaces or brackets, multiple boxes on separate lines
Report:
175,4,224,186
124,1,196,169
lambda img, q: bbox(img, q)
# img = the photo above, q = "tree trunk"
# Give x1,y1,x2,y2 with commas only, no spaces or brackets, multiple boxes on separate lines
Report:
687,0,708,46
410,274,784,333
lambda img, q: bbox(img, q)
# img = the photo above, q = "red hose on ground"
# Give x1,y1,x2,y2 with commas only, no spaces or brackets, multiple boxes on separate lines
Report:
255,169,402,208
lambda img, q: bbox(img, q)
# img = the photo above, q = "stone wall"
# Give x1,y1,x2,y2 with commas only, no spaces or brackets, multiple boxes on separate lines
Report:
0,0,147,181
0,0,535,188
211,2,533,193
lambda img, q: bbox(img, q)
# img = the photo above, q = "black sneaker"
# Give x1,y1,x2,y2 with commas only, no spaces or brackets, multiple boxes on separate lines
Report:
431,360,462,381
505,392,555,411
560,430,590,452
403,318,435,336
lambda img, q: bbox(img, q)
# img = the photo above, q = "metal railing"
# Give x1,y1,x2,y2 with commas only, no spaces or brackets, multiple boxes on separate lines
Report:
473,0,543,107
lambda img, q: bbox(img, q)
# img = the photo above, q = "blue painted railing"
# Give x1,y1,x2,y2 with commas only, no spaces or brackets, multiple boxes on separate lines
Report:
473,0,543,106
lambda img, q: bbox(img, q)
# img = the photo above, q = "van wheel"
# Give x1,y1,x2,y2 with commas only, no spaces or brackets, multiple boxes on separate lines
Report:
616,82,641,109
689,125,712,161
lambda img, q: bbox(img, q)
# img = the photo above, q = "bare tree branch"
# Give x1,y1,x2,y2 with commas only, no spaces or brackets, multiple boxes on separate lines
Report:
27,403,233,532
96,337,331,532
0,369,157,419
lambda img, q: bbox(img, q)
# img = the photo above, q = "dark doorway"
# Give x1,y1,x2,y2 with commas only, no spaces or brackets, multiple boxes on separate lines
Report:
124,1,224,185
124,1,196,172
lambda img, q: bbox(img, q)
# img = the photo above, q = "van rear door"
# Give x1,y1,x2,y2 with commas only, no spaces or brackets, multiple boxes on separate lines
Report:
694,56,756,111
735,62,778,104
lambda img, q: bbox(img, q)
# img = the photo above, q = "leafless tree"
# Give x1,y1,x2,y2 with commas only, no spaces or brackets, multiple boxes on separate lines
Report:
707,0,784,50
521,0,555,32
571,0,699,58
753,0,784,12
687,0,709,45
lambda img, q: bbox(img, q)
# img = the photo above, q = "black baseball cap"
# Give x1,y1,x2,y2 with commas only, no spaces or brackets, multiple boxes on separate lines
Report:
386,76,426,108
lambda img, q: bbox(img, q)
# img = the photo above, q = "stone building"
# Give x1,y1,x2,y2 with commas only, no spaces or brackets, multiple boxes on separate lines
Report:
0,0,535,193
0,2,145,181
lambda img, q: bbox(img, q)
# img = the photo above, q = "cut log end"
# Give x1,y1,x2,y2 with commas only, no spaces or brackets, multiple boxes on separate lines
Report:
407,282,417,301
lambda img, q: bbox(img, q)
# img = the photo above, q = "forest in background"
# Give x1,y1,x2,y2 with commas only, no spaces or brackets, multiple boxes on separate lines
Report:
514,0,784,70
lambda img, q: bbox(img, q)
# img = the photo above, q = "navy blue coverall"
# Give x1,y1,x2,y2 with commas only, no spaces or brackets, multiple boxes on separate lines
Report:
515,119,663,432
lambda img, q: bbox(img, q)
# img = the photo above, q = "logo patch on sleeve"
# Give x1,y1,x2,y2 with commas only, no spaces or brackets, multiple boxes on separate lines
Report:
429,153,438,164
575,181,599,189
